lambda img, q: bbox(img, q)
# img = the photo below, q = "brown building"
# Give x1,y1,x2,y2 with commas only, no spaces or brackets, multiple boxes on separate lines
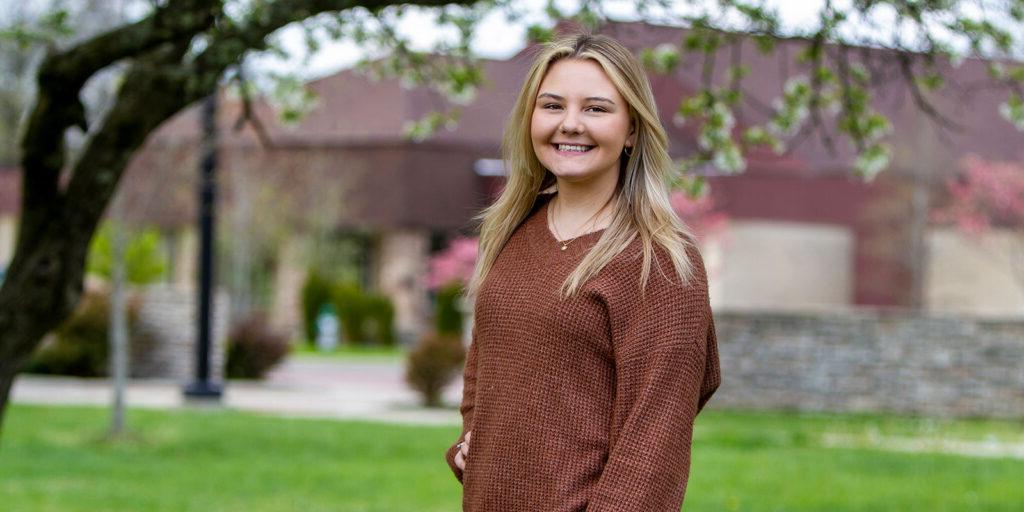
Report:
3,21,1023,344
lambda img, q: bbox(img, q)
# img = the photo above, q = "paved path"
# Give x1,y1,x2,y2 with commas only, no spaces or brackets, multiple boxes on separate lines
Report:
11,357,464,426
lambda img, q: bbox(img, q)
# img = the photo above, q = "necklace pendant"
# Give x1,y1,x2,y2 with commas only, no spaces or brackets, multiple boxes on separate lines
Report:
561,244,568,250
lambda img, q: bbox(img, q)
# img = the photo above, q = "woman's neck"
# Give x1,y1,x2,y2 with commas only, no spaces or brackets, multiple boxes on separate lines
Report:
549,180,617,235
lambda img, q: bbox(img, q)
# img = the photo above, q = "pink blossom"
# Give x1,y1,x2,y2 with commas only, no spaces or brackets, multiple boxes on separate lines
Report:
669,190,731,243
426,237,479,291
932,154,1024,238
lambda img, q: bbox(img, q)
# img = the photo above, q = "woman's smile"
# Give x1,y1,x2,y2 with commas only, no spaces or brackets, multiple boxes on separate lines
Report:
552,143,596,155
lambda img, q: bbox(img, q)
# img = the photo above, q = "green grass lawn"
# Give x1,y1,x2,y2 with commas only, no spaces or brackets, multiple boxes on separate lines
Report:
289,341,405,362
1,404,1021,511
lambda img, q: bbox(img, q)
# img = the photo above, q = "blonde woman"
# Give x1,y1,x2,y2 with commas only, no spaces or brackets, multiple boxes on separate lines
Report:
444,32,721,511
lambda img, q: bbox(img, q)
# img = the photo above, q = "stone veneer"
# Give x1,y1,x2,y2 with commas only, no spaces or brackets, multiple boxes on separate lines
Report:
132,285,229,383
712,309,1024,419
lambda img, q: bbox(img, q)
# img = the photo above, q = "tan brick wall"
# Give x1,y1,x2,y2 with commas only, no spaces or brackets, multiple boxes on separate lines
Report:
708,220,854,311
926,228,1024,318
0,214,15,269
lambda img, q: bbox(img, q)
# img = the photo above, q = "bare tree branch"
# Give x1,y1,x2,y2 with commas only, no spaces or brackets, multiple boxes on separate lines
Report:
232,65,274,149
896,52,965,132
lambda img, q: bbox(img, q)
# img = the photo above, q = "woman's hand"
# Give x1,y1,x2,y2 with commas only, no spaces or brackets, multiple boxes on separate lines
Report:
454,431,471,470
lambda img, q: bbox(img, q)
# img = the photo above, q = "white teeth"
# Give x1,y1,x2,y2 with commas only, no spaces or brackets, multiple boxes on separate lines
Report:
557,144,593,152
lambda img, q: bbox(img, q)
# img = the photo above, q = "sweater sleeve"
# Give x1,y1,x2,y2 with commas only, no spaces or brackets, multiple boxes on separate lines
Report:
444,322,479,484
585,247,721,511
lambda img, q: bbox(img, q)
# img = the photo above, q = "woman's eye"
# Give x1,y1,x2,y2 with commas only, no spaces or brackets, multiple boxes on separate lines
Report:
586,106,607,113
543,103,562,110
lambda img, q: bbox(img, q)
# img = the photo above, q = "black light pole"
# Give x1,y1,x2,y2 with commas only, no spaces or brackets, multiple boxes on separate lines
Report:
185,92,223,400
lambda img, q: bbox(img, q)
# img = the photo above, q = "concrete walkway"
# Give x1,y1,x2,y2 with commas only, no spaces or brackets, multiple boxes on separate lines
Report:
11,357,464,426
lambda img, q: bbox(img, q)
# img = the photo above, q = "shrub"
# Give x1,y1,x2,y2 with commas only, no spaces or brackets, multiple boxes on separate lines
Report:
225,311,291,379
306,274,398,347
434,283,464,337
87,222,168,284
25,290,149,377
404,331,465,408
332,282,368,345
363,293,396,346
300,269,334,345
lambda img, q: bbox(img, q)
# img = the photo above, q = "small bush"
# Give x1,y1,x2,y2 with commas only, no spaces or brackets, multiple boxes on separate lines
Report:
225,311,291,379
25,290,149,377
305,274,397,347
405,331,465,408
434,283,464,337
300,270,334,345
363,293,396,346
332,282,368,345
87,222,168,284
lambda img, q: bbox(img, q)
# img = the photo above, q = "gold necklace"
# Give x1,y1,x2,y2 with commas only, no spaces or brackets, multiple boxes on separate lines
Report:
548,196,603,251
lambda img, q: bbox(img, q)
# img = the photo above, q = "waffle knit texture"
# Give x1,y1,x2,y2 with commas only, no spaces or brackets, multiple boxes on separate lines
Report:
444,192,722,511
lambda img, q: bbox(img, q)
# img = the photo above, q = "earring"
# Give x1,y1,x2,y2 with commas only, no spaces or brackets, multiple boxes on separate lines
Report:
623,145,633,157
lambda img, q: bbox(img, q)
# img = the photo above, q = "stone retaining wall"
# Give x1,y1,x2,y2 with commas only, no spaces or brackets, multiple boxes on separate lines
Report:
712,309,1024,419
132,285,229,383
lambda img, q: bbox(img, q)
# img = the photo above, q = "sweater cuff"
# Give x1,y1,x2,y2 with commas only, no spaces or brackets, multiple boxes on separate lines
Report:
444,441,465,484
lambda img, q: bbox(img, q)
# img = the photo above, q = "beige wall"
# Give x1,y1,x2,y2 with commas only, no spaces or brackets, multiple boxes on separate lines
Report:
925,228,1024,318
707,220,854,311
270,235,306,338
0,215,14,269
171,227,197,289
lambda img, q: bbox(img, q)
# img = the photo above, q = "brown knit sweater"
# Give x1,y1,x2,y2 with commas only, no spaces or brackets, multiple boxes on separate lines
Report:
445,192,721,512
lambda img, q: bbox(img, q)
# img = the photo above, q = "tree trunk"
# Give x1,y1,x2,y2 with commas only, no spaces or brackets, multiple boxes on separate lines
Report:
0,356,24,439
0,225,89,439
109,217,128,436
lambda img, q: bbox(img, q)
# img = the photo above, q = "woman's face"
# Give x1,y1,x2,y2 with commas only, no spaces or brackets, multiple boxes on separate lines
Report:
530,58,635,187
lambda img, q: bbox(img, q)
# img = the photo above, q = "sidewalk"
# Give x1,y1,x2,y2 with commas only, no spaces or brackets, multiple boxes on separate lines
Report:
11,357,464,426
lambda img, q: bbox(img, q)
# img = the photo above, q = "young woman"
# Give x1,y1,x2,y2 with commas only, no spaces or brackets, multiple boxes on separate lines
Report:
444,32,721,511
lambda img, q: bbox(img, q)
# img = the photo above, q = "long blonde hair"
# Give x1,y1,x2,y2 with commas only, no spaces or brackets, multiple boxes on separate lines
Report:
465,32,699,302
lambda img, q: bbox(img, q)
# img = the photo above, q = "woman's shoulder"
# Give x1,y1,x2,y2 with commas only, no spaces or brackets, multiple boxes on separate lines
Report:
594,232,707,296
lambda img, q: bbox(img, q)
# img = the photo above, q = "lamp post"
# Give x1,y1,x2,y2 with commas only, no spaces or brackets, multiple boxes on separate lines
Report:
184,92,223,400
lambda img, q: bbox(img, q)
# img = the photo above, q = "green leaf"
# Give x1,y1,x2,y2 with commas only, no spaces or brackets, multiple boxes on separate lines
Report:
753,35,776,54
526,24,554,44
854,143,891,182
674,174,708,198
915,73,945,91
87,223,168,285
998,93,1024,130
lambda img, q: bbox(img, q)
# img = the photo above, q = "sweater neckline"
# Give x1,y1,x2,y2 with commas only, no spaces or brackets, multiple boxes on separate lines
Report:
527,193,608,262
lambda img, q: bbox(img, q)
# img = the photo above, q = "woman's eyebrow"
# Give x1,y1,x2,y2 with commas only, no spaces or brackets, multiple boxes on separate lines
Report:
537,92,616,105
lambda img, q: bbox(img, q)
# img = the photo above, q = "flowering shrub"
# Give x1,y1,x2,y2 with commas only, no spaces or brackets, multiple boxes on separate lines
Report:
426,237,478,292
669,189,731,243
930,155,1024,236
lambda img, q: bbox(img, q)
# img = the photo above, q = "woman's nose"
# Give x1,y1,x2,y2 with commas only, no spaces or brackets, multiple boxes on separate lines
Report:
559,110,584,135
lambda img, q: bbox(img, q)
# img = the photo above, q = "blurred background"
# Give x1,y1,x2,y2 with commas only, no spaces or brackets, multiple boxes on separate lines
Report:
0,0,1022,511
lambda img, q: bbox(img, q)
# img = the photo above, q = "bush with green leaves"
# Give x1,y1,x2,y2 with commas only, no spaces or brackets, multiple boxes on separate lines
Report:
24,290,151,377
405,331,465,408
300,269,334,345
225,311,291,379
300,272,397,347
87,222,167,285
434,283,464,337
363,293,396,346
331,282,368,345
